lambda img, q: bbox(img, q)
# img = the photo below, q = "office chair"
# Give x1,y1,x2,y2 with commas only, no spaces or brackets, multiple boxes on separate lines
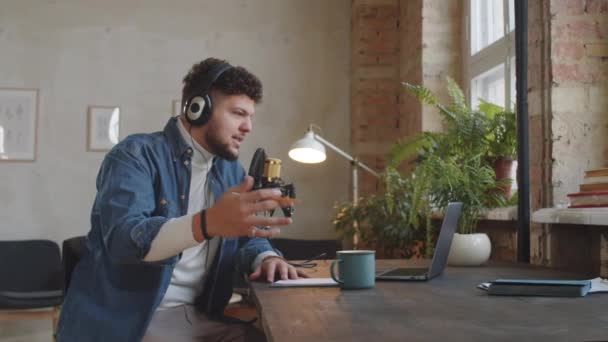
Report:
0,239,64,337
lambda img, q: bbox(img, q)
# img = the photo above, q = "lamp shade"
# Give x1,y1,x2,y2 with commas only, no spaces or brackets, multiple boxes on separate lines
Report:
288,131,326,163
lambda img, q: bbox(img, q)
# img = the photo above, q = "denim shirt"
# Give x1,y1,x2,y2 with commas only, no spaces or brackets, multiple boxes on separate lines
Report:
56,117,275,342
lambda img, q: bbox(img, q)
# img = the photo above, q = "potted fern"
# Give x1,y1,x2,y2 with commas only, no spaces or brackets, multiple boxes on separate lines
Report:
388,77,506,265
480,99,517,199
332,77,511,264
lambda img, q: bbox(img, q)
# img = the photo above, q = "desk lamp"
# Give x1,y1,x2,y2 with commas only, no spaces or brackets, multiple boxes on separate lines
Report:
288,124,379,249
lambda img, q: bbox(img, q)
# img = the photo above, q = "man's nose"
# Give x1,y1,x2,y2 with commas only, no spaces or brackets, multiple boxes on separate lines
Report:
240,117,252,132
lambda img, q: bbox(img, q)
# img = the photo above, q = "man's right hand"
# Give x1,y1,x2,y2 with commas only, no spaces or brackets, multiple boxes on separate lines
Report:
204,176,292,238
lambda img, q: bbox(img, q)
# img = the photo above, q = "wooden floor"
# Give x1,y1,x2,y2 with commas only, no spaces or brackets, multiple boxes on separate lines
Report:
0,320,53,342
0,300,261,342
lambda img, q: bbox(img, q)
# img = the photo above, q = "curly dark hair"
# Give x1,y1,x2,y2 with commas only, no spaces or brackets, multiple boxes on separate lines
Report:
181,57,262,111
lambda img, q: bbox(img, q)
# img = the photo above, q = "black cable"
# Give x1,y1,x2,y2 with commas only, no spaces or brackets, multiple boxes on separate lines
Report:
286,252,327,268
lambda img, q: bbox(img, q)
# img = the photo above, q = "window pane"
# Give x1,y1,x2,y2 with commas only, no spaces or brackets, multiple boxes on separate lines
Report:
470,63,505,109
470,0,505,54
508,0,515,32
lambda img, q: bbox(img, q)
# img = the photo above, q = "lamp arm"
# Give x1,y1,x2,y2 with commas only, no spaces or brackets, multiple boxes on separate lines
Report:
312,133,379,178
356,160,380,178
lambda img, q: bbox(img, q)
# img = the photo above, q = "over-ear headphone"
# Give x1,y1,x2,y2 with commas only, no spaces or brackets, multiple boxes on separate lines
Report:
184,62,233,126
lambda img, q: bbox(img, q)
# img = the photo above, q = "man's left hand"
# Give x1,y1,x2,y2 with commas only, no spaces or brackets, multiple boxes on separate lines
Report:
249,256,310,283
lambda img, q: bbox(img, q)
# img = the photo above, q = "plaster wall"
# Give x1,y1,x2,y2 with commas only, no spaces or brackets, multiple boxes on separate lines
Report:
0,0,352,245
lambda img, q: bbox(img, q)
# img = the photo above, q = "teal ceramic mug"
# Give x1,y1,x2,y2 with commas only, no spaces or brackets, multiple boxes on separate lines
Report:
330,250,376,289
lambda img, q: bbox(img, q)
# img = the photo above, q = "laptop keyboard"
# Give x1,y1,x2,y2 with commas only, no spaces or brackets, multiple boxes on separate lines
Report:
379,268,428,277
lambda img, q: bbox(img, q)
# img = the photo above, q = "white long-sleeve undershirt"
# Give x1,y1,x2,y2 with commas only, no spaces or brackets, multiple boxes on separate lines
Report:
144,118,276,309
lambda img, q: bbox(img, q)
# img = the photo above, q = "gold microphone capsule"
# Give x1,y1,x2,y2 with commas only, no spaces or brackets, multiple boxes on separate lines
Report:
264,158,282,182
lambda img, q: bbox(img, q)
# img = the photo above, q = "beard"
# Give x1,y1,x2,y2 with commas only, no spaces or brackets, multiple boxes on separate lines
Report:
204,129,238,161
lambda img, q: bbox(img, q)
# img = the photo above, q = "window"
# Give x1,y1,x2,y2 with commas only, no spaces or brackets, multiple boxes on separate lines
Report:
465,0,517,191
465,0,516,110
470,0,505,55
470,63,505,109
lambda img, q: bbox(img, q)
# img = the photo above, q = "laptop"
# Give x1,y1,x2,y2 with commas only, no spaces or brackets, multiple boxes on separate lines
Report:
375,202,463,281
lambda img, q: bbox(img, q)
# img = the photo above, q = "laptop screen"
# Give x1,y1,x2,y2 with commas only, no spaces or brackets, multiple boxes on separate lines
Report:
427,202,462,279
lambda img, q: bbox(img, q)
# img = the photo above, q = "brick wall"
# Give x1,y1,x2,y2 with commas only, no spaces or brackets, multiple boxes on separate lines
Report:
547,0,608,273
529,0,608,269
351,0,460,198
352,0,403,196
400,0,423,139
528,0,554,266
549,0,608,202
421,0,462,132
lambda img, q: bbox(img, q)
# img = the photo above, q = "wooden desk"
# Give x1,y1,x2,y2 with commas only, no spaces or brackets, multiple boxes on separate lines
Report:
249,260,608,342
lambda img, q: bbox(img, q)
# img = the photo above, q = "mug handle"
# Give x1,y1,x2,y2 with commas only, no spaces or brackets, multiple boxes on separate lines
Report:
330,260,344,285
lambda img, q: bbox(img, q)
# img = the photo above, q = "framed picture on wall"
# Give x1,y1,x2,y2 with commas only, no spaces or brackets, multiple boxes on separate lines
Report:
172,99,182,117
0,88,38,161
87,106,120,151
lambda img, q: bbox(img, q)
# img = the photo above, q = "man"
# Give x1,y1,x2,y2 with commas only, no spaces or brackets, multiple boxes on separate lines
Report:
57,58,306,341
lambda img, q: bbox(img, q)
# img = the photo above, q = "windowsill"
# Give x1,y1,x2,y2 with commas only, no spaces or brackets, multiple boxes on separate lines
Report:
432,206,517,221
532,207,608,226
483,206,517,221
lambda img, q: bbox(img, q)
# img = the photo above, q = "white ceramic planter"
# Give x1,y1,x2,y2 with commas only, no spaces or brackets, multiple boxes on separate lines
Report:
447,233,492,266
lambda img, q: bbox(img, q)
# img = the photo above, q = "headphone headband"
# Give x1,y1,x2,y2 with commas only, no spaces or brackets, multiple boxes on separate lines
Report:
200,62,232,95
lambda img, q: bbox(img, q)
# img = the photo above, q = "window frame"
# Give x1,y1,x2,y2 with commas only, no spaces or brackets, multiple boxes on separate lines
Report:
463,0,516,111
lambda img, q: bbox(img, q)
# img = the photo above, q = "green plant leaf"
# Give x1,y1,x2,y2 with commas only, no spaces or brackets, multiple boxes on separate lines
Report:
386,132,436,168
402,82,438,106
446,77,466,109
477,98,503,119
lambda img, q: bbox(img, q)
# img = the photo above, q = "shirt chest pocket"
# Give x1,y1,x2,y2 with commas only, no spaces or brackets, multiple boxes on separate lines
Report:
153,196,179,218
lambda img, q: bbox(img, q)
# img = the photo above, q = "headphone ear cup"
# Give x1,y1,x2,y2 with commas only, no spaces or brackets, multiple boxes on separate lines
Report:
186,96,206,124
185,95,214,126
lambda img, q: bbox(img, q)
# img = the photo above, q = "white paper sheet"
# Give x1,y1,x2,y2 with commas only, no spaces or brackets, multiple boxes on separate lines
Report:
589,277,608,293
270,278,339,287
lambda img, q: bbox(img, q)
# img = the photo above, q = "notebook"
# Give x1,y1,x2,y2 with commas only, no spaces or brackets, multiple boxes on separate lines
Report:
487,279,592,297
375,202,462,281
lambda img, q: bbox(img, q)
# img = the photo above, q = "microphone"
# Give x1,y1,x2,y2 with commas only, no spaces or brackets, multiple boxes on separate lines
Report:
248,148,297,217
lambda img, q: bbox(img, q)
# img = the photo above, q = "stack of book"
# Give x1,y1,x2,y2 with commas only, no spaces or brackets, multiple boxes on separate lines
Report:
567,168,608,208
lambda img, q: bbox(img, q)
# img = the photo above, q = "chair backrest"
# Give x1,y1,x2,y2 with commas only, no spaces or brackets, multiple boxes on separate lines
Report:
62,236,87,292
0,240,64,293
270,239,342,260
